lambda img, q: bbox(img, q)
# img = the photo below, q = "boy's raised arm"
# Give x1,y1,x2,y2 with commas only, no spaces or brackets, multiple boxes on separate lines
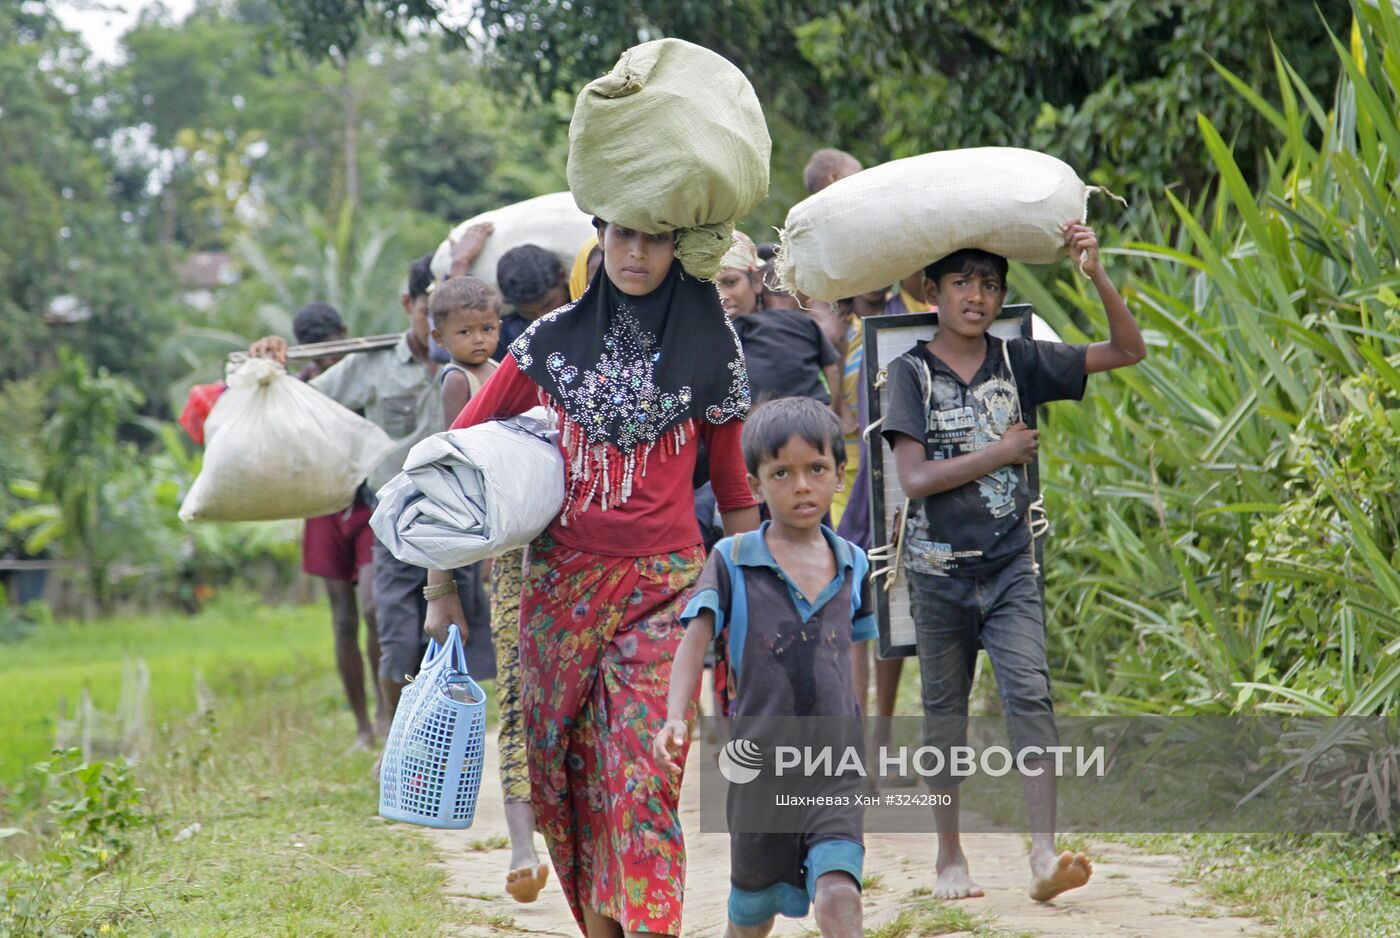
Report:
1066,222,1147,374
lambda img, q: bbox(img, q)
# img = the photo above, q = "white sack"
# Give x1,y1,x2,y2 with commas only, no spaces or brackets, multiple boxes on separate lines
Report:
428,192,595,302
778,147,1102,303
370,408,564,569
180,358,395,522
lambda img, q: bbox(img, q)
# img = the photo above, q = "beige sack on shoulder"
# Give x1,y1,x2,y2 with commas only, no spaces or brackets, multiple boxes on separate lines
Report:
179,358,395,522
778,147,1108,303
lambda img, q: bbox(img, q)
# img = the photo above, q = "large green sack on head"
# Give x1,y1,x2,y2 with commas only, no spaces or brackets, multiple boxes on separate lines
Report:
567,38,771,280
777,148,1108,303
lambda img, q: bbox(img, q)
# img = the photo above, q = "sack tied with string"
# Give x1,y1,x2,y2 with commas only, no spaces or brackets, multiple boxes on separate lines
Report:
428,192,596,311
777,147,1118,303
179,357,394,522
566,37,771,280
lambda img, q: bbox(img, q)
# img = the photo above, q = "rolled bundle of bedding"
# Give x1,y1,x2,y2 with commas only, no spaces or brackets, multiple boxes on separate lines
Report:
370,408,565,569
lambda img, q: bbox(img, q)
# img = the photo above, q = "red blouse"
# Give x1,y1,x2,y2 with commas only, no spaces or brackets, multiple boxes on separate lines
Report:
452,354,756,557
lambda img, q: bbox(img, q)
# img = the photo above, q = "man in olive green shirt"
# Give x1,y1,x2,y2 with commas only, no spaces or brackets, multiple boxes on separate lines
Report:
251,254,494,718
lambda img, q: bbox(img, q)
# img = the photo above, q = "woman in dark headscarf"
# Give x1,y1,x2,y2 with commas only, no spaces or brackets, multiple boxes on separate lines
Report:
426,219,758,937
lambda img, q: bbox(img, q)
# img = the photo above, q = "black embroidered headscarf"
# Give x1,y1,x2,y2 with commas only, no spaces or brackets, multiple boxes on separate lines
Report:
510,253,749,519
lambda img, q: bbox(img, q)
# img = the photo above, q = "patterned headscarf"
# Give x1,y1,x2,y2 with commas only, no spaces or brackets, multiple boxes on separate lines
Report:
511,253,749,520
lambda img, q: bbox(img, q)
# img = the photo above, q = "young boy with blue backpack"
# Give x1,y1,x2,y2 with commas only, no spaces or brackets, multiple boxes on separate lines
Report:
655,397,875,937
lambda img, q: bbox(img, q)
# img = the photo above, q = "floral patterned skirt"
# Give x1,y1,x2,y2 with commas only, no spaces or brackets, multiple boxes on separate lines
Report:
520,533,703,936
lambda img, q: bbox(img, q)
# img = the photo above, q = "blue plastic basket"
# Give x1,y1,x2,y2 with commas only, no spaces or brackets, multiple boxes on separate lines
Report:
378,624,487,829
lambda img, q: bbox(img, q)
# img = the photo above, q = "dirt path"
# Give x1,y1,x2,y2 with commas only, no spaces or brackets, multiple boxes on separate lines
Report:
428,739,1268,937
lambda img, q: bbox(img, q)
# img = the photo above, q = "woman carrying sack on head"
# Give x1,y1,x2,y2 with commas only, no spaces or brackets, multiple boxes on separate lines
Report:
423,39,768,937
425,221,758,935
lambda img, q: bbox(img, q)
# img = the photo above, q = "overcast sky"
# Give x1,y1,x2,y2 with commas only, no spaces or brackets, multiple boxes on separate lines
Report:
50,0,474,63
52,0,199,63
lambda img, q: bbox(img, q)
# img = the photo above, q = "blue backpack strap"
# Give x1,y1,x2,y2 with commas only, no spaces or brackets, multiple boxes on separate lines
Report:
850,543,870,620
719,533,750,682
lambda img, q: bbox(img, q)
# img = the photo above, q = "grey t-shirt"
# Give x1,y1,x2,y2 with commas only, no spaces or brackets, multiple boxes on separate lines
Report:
881,335,1086,577
311,333,442,492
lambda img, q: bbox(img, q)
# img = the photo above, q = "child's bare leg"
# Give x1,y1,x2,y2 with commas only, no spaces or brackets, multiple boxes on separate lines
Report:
874,655,904,721
324,577,375,747
1023,761,1092,901
811,872,862,938
503,800,540,867
725,918,775,938
357,563,388,734
932,786,983,899
873,656,917,785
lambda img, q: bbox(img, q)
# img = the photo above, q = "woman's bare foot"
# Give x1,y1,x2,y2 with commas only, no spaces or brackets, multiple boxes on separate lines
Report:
1029,849,1093,902
506,863,549,903
933,850,985,900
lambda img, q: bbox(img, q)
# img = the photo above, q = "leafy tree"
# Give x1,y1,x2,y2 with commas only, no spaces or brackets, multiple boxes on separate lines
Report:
0,2,102,381
0,1,181,406
379,47,570,222
7,350,146,611
264,0,1351,223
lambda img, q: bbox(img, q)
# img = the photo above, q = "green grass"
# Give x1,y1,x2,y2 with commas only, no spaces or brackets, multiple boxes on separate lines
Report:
0,593,338,781
2,621,478,936
1105,833,1400,938
867,899,1031,938
467,834,509,852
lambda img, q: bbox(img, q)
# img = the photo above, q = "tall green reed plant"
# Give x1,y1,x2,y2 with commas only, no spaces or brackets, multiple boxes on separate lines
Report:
1021,1,1400,717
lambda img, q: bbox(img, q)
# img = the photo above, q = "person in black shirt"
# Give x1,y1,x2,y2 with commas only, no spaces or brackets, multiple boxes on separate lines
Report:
881,227,1145,906
718,231,849,428
493,244,569,362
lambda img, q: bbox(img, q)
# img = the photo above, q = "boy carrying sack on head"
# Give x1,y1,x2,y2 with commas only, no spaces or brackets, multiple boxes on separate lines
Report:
654,397,875,938
881,223,1145,902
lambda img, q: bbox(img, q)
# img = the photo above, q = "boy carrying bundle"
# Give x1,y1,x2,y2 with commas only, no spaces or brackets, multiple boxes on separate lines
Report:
881,223,1145,901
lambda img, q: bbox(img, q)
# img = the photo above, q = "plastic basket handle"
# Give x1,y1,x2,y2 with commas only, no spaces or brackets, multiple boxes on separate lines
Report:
440,623,470,679
418,633,452,671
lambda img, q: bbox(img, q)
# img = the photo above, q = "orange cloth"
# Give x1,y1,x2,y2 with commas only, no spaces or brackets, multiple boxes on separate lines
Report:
568,233,599,301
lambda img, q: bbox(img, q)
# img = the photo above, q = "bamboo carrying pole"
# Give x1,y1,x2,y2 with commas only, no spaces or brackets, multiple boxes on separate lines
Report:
226,333,401,366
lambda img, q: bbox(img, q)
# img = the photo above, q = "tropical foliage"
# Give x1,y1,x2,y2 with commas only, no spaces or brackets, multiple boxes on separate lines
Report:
1023,4,1400,716
1,0,1398,724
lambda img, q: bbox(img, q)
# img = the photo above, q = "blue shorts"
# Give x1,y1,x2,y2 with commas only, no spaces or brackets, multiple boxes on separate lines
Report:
727,839,863,928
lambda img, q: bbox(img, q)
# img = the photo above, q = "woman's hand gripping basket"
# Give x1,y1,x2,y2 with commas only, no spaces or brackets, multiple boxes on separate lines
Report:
378,624,487,829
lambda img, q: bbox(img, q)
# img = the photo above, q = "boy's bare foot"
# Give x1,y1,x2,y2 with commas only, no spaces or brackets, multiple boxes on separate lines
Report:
1029,849,1093,902
933,851,985,900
